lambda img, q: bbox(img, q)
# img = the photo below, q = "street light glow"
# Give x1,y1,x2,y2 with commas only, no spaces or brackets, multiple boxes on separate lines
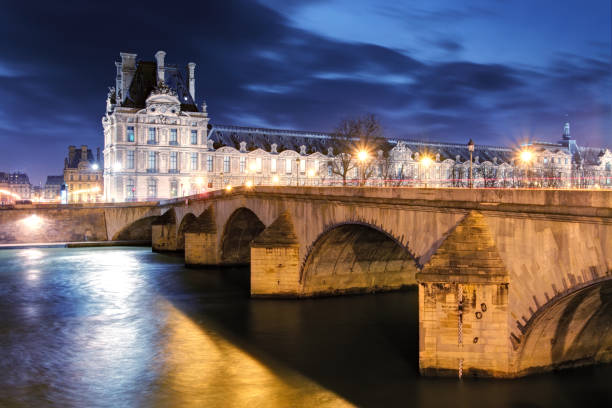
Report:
357,150,369,162
520,150,533,163
249,163,257,172
245,180,253,188
21,214,42,229
196,177,204,186
225,184,232,192
420,156,433,168
91,163,99,170
307,169,315,178
272,175,280,184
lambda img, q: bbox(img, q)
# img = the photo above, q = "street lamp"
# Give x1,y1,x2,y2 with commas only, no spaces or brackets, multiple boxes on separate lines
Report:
467,139,474,188
519,148,534,187
420,156,433,187
91,163,99,170
357,150,369,186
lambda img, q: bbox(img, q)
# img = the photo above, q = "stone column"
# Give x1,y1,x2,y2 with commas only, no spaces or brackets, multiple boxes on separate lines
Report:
152,208,177,252
416,211,511,378
184,206,219,266
250,211,301,297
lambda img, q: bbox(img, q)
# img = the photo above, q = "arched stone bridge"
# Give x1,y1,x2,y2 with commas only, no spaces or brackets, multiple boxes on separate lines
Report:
131,187,612,378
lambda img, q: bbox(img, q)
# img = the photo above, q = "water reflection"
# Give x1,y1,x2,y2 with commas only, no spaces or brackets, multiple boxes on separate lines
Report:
0,247,611,407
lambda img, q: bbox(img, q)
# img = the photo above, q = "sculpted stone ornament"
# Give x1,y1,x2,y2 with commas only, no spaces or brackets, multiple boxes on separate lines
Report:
145,80,181,116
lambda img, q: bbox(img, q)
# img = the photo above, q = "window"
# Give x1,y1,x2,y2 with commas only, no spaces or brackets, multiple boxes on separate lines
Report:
328,164,332,177
285,159,292,174
148,128,156,143
300,159,306,173
127,151,134,169
191,153,198,170
127,126,135,142
256,157,262,173
314,159,319,174
207,155,213,172
126,179,135,200
148,151,156,171
271,158,277,173
170,152,178,171
147,179,157,199
170,180,178,197
191,130,197,145
240,156,246,173
169,129,178,145
223,156,230,173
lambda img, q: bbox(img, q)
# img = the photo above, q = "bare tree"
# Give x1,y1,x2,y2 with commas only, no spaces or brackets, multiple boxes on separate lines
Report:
481,165,498,188
329,114,390,185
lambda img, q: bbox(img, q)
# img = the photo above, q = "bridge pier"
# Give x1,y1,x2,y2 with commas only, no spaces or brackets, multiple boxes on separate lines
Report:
417,211,511,378
250,212,301,297
152,209,178,252
184,207,219,266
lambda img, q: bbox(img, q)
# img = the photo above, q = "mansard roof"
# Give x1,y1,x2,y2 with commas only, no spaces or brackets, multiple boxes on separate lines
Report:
398,139,514,163
45,175,64,186
122,61,197,112
0,172,30,184
66,149,96,169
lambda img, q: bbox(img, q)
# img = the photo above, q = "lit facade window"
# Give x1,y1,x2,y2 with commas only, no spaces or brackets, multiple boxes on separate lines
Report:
170,129,178,145
170,152,178,171
147,178,157,198
271,158,277,173
256,157,262,172
127,126,135,142
300,159,306,173
207,155,213,172
148,128,156,143
170,180,178,197
126,179,135,200
148,151,156,171
285,159,292,174
191,130,197,145
127,151,134,169
240,156,246,173
223,156,230,173
191,153,198,170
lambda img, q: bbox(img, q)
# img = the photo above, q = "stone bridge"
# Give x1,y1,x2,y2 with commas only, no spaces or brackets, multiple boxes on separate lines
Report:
146,186,611,378
2,187,610,378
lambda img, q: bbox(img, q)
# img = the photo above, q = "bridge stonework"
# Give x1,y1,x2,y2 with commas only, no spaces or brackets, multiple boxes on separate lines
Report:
156,187,611,377
3,187,610,378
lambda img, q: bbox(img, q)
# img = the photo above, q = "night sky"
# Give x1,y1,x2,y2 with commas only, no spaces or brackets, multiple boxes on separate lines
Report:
1,0,610,184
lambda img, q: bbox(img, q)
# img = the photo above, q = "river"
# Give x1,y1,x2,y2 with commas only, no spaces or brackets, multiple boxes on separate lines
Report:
0,247,610,407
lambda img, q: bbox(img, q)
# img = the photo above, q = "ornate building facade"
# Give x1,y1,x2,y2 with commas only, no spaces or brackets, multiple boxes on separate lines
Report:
64,145,103,203
103,51,612,202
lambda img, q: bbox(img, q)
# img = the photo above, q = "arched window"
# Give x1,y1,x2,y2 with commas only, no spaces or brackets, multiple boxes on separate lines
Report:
170,180,178,197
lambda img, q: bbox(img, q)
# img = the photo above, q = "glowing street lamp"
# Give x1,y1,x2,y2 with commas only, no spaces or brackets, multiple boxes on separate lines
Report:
91,163,99,170
356,149,370,186
225,184,232,192
420,155,433,187
245,180,253,188
272,175,280,184
519,150,533,163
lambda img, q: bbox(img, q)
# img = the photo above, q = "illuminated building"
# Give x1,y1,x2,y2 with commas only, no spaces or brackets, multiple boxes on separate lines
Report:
64,145,103,203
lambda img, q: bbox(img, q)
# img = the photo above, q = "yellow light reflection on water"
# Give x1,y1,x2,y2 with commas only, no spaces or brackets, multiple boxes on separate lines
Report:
157,300,352,407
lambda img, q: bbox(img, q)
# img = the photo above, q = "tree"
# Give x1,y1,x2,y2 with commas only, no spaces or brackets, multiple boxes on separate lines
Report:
328,114,390,185
481,165,498,188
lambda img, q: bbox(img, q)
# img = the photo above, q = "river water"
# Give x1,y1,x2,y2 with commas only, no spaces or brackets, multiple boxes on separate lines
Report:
0,247,611,407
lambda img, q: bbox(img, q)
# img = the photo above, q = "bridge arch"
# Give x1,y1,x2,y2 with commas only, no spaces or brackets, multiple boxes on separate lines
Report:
300,222,418,296
112,215,157,241
177,212,197,250
516,278,612,375
221,207,266,264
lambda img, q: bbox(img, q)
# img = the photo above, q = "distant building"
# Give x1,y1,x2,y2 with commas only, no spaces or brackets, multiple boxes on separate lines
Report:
0,172,31,203
64,145,103,203
44,175,64,201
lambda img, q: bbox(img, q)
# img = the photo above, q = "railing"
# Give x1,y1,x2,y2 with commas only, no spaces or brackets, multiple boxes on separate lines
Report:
168,169,180,174
146,168,158,173
169,141,179,146
147,140,158,145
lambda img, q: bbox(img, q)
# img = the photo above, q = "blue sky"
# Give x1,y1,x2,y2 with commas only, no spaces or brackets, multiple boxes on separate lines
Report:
0,0,610,184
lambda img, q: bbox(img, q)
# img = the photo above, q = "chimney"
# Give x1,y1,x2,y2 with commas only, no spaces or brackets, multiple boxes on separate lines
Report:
69,145,76,163
187,62,196,101
155,50,166,84
81,145,88,161
96,147,101,162
119,52,137,104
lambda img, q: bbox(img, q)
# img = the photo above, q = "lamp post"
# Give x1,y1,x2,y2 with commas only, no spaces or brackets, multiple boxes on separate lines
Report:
467,139,474,188
357,150,369,186
420,156,433,188
519,149,533,188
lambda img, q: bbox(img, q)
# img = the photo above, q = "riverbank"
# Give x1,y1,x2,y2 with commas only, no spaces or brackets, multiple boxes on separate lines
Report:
0,240,150,250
